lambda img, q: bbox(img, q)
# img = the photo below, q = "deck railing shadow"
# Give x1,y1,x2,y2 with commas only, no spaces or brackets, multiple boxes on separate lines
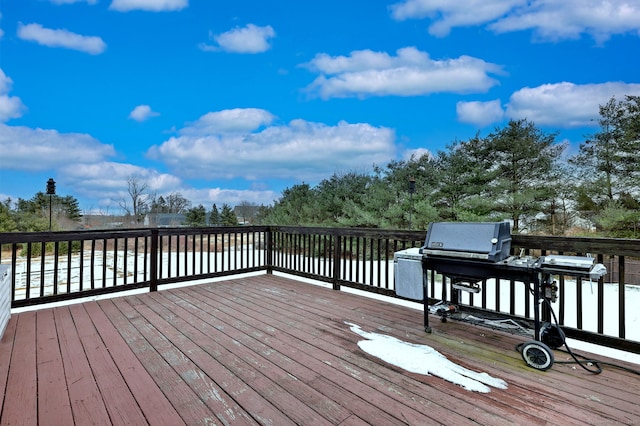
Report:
1,225,638,354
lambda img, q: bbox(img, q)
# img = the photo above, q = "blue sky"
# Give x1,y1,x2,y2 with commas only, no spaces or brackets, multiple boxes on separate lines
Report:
1,0,639,213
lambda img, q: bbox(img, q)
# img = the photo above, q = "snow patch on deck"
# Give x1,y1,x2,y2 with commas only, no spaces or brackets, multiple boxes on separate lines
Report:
346,321,508,393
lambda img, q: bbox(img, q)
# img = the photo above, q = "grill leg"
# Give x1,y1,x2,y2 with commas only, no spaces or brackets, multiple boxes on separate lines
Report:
533,276,541,341
423,262,431,333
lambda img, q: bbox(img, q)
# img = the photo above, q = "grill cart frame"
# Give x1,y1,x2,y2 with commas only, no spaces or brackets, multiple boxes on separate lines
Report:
417,222,607,371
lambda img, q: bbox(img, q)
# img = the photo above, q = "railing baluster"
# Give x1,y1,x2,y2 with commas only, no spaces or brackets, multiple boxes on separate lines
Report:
79,240,84,291
597,253,604,334
619,255,626,339
123,238,128,286
25,243,32,301
40,242,45,298
102,238,107,289
54,241,60,295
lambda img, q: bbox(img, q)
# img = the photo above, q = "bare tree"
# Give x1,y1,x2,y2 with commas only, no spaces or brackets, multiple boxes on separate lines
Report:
119,176,151,223
235,201,258,224
166,192,191,214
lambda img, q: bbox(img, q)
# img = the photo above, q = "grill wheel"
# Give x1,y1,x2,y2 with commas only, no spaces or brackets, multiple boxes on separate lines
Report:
520,340,554,371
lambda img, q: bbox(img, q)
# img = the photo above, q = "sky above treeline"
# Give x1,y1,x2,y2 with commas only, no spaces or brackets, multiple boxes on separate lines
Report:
1,0,639,213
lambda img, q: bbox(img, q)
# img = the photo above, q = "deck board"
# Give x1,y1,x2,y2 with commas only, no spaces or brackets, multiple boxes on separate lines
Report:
53,306,113,425
3,311,38,425
1,274,640,425
82,301,185,426
36,309,74,426
102,297,222,425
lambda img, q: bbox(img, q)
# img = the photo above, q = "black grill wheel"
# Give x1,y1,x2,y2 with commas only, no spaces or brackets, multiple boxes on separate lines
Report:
520,340,554,371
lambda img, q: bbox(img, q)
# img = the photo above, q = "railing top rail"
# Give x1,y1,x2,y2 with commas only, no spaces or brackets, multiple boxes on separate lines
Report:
0,225,272,244
156,225,269,236
0,228,154,244
270,225,424,240
512,234,640,257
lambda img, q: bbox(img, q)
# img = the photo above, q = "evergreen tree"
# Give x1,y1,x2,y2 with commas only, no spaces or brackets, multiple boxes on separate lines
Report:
485,119,565,232
15,192,82,229
220,204,238,226
571,96,640,202
571,96,640,235
209,203,220,225
184,204,207,227
263,183,316,225
433,136,495,221
0,199,18,232
315,171,372,225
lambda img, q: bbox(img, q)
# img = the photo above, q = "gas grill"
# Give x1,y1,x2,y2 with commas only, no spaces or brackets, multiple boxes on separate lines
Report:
415,221,607,370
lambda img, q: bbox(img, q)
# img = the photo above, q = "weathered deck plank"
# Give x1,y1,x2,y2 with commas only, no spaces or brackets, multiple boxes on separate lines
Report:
3,311,38,425
82,301,185,426
101,297,224,425
36,309,74,426
53,306,113,425
1,274,639,425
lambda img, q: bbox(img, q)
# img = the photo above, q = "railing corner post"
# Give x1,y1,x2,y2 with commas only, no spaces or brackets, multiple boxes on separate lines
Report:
266,227,273,275
332,233,341,291
150,229,159,292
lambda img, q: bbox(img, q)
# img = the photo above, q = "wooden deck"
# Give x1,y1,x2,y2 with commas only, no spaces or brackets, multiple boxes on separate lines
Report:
1,274,639,425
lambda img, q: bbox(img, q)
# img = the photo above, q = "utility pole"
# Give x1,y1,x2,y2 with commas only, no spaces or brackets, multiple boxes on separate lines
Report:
46,178,56,231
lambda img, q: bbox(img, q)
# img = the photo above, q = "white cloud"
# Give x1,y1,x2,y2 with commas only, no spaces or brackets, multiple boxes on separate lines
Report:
402,147,433,161
180,108,275,135
61,162,180,192
390,0,640,42
505,82,640,127
17,23,106,55
0,70,26,122
181,187,279,208
456,99,504,126
129,105,160,122
457,82,640,128
490,0,640,43
200,24,276,53
109,0,187,12
302,46,502,99
390,0,525,37
60,161,182,205
60,161,277,208
0,124,115,171
147,108,396,182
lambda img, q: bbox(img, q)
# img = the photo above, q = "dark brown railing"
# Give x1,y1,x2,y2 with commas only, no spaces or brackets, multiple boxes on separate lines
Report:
0,227,268,307
269,226,640,354
1,226,638,354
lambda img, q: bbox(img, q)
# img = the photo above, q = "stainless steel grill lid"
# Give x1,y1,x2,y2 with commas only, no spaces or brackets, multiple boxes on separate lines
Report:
420,222,512,262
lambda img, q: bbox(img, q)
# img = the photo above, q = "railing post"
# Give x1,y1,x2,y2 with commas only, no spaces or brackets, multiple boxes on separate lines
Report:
150,229,159,292
332,233,341,291
266,227,273,274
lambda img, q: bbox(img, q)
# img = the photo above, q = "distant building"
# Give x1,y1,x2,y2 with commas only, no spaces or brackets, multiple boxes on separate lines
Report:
144,213,186,227
234,205,259,225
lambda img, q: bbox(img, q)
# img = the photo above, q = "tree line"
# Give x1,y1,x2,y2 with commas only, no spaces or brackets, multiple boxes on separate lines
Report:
0,193,82,232
256,95,640,237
